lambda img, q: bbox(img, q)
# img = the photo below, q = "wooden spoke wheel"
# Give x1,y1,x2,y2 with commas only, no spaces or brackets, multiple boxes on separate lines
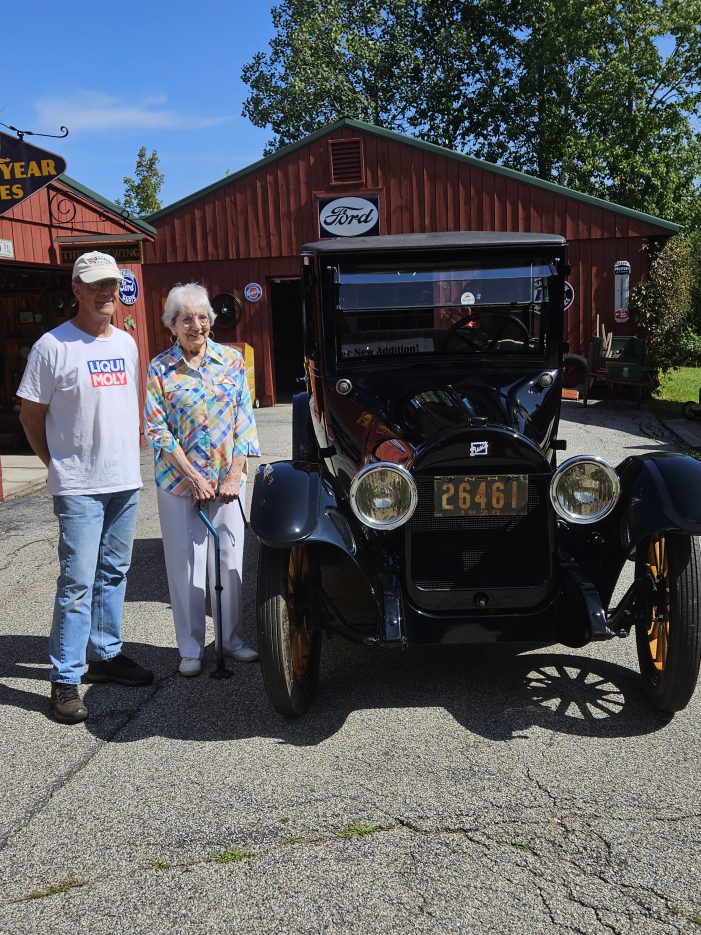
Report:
634,532,701,713
257,544,321,717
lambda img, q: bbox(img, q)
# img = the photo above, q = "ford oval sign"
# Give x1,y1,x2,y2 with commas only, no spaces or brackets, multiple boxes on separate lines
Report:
119,269,138,306
318,195,380,238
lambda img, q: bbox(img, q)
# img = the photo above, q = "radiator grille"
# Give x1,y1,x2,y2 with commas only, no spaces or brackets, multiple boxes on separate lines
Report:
408,473,551,590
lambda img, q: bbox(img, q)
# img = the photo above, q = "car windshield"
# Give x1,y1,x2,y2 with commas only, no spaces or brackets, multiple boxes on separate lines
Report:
334,257,558,362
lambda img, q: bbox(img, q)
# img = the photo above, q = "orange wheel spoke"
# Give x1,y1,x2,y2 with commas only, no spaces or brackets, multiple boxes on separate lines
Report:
287,546,313,682
644,534,671,672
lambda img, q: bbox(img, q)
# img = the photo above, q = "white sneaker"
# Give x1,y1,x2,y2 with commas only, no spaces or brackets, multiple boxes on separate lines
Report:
179,657,202,677
223,644,259,663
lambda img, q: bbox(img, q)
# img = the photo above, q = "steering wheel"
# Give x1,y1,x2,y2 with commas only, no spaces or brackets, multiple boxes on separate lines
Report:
440,314,490,351
488,314,530,349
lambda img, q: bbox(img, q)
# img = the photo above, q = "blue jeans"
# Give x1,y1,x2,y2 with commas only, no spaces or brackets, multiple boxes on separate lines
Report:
50,489,140,684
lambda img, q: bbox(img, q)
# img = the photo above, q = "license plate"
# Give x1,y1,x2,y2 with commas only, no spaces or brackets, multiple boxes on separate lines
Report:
434,474,529,517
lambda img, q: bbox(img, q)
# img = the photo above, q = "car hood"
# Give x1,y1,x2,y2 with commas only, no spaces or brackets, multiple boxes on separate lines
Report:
327,364,561,462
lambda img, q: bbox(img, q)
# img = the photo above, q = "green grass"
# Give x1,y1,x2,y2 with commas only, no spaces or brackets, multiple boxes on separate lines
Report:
671,906,701,926
148,858,174,872
499,840,532,852
24,877,88,900
284,834,304,845
211,847,256,864
648,366,701,420
334,821,394,840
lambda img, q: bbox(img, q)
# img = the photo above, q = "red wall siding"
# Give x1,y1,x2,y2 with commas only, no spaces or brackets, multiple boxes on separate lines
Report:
0,182,150,262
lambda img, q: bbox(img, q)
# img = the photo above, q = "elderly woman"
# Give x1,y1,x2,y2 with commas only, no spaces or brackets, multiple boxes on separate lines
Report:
144,283,260,676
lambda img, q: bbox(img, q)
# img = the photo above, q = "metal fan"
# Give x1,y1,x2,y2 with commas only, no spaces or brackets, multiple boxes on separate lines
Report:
211,292,243,332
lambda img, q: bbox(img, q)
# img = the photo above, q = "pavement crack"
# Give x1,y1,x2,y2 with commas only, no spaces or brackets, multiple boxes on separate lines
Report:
0,674,171,857
525,766,559,805
0,536,55,575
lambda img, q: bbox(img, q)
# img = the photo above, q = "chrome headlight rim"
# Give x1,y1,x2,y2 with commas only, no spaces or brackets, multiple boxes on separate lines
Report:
550,455,620,525
349,462,418,530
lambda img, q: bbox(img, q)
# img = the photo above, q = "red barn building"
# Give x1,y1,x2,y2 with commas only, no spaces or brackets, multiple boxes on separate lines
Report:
143,118,679,407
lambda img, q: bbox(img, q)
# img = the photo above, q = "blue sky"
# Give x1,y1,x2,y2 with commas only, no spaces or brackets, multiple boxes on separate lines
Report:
3,1,278,209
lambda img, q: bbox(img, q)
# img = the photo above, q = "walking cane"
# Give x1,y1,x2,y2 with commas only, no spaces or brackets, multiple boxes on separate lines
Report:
197,506,233,679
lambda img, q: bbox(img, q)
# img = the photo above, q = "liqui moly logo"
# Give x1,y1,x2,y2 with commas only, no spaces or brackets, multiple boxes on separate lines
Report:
87,358,128,387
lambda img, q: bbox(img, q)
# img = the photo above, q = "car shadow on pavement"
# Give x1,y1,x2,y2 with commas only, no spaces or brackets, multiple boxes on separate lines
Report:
0,634,674,742
1,515,676,742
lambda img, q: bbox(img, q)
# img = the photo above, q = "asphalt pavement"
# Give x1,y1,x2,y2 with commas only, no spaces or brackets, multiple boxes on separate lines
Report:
0,398,699,934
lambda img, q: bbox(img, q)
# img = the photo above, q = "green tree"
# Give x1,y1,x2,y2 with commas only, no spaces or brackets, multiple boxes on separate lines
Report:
118,147,164,217
631,236,694,371
507,0,701,220
241,0,424,153
242,0,701,222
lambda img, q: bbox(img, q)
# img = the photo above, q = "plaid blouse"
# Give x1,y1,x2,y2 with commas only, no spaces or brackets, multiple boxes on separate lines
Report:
144,340,260,496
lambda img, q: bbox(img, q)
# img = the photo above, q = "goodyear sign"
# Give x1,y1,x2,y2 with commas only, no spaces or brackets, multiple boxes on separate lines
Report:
0,131,66,216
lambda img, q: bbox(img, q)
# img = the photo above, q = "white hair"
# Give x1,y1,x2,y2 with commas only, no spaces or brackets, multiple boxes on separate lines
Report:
162,283,216,329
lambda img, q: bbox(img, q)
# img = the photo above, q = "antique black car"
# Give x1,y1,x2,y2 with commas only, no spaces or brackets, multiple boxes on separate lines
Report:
250,232,701,717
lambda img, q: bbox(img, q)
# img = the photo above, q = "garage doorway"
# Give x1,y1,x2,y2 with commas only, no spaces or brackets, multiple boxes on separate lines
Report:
0,264,74,451
270,278,304,402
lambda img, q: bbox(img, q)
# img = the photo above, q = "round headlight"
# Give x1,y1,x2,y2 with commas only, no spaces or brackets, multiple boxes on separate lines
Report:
550,456,620,524
350,463,418,530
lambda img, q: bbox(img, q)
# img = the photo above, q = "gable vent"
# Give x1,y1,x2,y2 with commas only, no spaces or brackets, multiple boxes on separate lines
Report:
329,138,365,184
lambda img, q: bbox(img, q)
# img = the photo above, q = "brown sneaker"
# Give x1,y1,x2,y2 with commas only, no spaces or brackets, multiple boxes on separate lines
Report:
51,683,88,724
85,653,154,687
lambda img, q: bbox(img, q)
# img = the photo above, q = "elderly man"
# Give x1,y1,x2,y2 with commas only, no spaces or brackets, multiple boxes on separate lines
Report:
18,251,153,724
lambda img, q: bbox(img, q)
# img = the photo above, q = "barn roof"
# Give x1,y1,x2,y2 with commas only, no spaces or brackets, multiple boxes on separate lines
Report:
59,175,156,237
147,118,679,235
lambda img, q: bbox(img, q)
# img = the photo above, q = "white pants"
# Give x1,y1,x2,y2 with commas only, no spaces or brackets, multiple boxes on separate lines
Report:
156,484,247,660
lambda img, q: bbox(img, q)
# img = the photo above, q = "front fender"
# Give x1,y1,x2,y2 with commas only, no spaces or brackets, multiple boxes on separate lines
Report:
562,451,701,606
250,460,356,557
250,460,322,546
618,451,701,549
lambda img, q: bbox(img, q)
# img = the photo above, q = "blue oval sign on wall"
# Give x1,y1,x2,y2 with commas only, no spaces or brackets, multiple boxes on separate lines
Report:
564,281,575,311
119,269,139,306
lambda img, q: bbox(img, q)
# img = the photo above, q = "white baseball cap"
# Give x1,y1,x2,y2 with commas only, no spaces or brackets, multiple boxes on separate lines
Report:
72,251,123,284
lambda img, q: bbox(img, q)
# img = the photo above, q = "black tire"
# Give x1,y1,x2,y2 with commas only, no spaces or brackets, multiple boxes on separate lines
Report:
682,401,698,420
562,353,587,390
257,544,321,717
634,533,701,713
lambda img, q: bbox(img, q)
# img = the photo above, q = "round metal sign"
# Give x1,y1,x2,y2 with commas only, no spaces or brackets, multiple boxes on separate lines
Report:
119,269,139,306
564,281,575,311
243,282,263,302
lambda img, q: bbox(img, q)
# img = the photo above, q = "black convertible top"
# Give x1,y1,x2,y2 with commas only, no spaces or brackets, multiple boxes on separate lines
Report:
302,231,567,254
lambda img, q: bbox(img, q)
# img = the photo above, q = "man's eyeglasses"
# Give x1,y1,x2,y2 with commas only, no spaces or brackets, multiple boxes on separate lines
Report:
180,315,211,328
83,279,121,292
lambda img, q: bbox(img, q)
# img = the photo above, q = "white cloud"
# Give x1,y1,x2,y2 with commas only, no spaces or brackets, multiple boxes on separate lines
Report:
34,91,232,131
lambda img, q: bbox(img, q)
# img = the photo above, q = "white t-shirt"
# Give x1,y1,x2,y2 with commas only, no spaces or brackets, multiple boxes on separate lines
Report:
17,320,143,496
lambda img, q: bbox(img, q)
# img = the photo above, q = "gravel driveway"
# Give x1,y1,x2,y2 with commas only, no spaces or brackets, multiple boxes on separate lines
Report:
0,398,698,934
